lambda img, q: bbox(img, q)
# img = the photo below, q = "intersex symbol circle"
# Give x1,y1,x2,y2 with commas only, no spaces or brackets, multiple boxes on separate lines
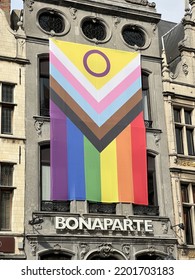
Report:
83,50,111,77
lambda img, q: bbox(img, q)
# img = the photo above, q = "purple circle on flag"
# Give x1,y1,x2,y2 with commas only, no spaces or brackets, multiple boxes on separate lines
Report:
83,50,111,77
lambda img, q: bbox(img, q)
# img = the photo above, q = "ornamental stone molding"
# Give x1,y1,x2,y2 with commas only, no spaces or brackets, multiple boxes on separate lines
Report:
125,0,156,8
176,158,195,167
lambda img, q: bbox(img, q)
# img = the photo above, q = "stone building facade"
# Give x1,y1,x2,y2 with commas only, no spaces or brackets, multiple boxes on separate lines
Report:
0,3,27,259
22,0,177,260
162,0,195,260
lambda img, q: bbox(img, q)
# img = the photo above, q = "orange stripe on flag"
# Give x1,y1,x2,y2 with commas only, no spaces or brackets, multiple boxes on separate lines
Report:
116,125,134,202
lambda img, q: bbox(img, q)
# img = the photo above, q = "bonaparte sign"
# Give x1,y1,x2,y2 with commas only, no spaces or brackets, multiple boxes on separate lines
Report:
55,217,153,233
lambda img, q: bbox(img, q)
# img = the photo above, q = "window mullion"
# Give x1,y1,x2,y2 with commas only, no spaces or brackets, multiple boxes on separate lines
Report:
183,125,188,155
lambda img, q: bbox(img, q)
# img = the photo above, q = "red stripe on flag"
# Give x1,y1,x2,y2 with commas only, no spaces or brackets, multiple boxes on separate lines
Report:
131,112,148,205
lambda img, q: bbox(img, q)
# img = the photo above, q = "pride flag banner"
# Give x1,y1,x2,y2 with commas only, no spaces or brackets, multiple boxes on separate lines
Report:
50,39,148,204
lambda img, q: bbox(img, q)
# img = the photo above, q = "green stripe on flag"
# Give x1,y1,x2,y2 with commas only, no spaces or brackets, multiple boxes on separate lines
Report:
84,137,101,202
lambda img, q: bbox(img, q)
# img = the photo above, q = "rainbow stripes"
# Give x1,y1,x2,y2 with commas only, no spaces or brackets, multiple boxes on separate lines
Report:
50,39,148,204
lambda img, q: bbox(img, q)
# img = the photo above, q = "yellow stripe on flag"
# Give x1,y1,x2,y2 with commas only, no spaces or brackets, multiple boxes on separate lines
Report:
52,39,138,89
100,140,118,202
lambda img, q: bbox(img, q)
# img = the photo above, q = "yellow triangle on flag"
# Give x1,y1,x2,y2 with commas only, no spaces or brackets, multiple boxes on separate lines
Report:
52,39,139,90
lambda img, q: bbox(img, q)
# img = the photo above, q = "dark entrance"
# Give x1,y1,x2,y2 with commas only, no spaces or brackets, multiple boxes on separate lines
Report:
40,253,71,260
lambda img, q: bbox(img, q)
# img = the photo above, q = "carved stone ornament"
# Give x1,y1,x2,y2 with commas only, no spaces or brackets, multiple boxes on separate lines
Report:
26,0,35,12
79,243,90,260
69,7,77,20
122,244,131,259
182,63,189,75
114,16,121,28
29,239,38,256
151,23,157,34
167,245,174,256
161,222,168,234
53,244,61,251
17,39,25,57
34,120,44,136
153,132,161,147
125,0,156,8
98,243,113,258
147,245,156,255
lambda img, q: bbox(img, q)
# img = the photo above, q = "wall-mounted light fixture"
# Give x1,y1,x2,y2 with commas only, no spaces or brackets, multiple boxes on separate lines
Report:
29,216,44,226
171,223,185,230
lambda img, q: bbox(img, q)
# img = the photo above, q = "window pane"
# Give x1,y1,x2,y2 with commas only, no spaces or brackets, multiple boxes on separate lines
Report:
41,145,50,201
39,57,49,117
0,190,12,230
181,184,189,203
142,90,150,121
175,126,184,154
186,128,195,156
40,77,49,116
174,108,181,123
40,59,49,76
1,107,12,134
192,185,195,204
142,73,149,90
184,110,192,125
183,206,193,245
41,145,50,164
142,73,151,121
147,155,158,206
0,164,13,186
2,84,13,103
42,165,50,200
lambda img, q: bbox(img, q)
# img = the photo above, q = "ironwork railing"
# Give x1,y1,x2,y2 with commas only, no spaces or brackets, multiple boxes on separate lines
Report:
133,205,159,216
89,202,116,214
41,201,70,212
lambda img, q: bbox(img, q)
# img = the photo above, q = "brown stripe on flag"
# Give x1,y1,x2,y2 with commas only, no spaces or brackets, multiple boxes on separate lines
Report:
50,76,142,140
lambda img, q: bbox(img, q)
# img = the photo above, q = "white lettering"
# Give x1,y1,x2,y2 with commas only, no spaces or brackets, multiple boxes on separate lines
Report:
55,217,154,233
55,217,66,229
79,217,92,230
66,217,78,230
133,219,143,231
112,219,123,230
103,218,113,230
91,218,104,230
144,220,153,232
123,219,134,231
